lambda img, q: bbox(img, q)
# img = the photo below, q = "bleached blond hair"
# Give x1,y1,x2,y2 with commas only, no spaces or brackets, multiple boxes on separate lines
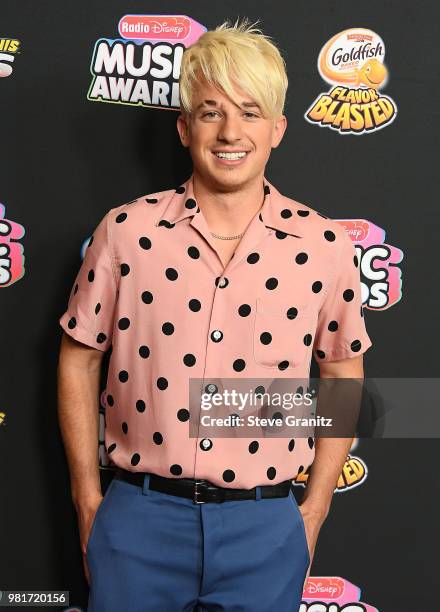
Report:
179,18,288,119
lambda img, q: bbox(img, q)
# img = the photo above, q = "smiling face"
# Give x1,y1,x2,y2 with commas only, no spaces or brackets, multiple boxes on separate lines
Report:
177,77,287,192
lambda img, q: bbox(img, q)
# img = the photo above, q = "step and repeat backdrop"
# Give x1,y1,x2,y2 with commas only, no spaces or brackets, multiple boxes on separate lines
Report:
1,1,438,611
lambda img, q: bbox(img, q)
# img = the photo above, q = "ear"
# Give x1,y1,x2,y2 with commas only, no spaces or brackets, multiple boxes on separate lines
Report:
271,114,287,149
177,113,190,148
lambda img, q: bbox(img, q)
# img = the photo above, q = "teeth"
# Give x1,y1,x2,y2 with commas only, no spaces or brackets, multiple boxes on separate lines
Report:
215,152,247,160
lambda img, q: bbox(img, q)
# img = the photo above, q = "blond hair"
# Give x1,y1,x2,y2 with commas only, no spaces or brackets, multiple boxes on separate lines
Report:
179,18,288,119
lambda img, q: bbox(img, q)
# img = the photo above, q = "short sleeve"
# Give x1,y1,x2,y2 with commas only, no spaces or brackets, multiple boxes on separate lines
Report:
313,230,372,362
59,211,117,351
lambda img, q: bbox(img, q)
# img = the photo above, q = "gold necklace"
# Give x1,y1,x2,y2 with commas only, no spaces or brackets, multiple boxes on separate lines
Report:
210,231,244,240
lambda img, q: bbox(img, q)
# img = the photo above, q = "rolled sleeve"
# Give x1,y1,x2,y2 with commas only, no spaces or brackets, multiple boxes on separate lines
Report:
59,211,118,351
313,230,372,362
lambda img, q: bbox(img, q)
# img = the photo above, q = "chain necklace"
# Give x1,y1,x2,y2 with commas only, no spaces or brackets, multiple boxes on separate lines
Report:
210,231,244,240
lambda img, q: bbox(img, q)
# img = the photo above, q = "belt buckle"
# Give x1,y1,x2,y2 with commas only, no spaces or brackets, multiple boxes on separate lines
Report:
194,480,206,504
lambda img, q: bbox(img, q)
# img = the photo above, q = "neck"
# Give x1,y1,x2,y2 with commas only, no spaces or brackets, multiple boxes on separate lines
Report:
192,170,266,234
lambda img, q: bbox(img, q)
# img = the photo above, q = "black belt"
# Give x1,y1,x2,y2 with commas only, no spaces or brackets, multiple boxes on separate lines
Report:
114,467,292,504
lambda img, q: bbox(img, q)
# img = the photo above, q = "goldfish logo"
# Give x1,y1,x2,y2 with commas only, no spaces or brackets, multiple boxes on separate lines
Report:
294,454,367,493
0,412,6,426
305,28,397,134
0,39,21,78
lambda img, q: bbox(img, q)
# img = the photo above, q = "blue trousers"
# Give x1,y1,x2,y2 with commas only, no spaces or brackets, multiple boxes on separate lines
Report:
86,474,310,611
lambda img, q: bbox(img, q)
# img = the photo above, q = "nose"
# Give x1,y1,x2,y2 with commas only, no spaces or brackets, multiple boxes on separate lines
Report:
217,114,243,143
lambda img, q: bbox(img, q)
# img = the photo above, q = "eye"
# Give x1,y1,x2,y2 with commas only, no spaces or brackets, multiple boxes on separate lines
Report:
244,112,259,118
202,111,220,118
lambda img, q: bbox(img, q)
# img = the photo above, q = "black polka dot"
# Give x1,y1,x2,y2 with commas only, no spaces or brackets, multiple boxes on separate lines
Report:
95,303,101,315
158,220,175,229
185,198,197,209
267,467,276,480
265,277,278,290
68,317,76,329
286,307,298,320
278,360,289,370
121,263,130,276
275,230,287,240
281,209,292,219
297,210,310,217
118,317,130,330
255,385,265,395
233,359,246,372
107,394,114,406
297,465,304,474
139,345,150,358
162,322,174,335
288,439,295,452
157,377,168,390
116,212,127,223
328,320,338,332
122,422,128,434
308,437,314,449
136,399,146,412
324,230,336,242
223,469,235,483
238,304,251,317
249,441,259,454
177,408,189,422
166,268,178,280
170,464,182,476
176,186,185,194
119,370,129,382
295,252,308,265
264,185,270,196
88,269,95,282
183,353,196,366
146,198,158,204
96,332,107,344
139,236,152,250
247,252,260,264
153,432,163,445
351,339,362,352
312,281,322,293
303,333,313,346
131,453,140,466
189,299,201,312
260,332,272,345
188,246,200,259
107,443,116,453
316,349,326,359
343,289,354,302
141,291,153,304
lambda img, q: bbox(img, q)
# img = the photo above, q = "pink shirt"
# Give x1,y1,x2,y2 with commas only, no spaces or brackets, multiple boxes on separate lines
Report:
59,175,372,488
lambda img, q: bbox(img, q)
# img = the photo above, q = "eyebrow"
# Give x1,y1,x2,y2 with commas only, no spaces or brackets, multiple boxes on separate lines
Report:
195,100,261,111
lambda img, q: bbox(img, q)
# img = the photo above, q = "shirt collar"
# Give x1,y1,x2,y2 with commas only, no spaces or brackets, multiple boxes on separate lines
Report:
156,174,305,238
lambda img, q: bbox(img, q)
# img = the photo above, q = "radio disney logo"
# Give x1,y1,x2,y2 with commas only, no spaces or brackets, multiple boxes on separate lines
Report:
301,576,378,611
87,15,206,111
305,28,397,134
336,219,404,311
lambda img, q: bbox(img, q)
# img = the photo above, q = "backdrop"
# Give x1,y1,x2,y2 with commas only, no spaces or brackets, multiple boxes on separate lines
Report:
1,1,438,611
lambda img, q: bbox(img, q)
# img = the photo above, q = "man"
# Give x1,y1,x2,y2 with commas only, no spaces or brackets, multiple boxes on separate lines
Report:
57,19,372,612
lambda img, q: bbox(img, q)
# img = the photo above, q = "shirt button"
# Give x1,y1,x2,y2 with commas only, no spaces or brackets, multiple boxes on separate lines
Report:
216,276,229,288
200,438,213,451
211,330,223,342
205,383,218,394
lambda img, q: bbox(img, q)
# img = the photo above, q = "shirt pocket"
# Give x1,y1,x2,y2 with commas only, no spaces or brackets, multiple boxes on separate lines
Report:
253,296,313,369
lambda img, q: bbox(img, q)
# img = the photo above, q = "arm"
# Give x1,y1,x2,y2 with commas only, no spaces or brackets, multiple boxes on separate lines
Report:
57,331,105,582
299,354,364,580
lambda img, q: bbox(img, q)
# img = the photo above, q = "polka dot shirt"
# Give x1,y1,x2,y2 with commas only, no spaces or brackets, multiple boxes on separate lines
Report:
59,175,372,488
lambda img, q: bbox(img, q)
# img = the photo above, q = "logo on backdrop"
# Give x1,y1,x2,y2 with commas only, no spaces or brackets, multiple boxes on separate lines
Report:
0,204,25,287
0,39,20,78
337,219,404,310
305,28,397,134
88,15,206,110
294,439,367,493
301,577,378,610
